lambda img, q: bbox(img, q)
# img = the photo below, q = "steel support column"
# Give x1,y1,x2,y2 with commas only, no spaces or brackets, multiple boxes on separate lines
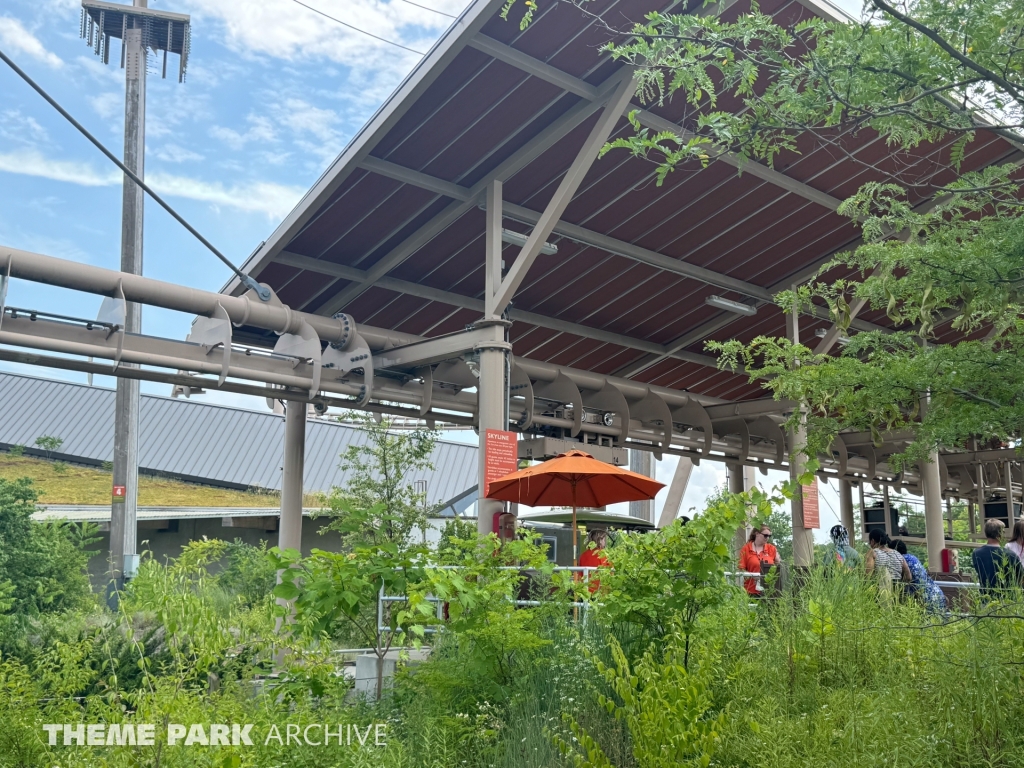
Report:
110,7,146,593
729,463,747,554
919,395,945,569
488,75,638,316
658,456,692,528
477,180,512,535
629,449,653,523
787,295,815,567
279,400,306,553
475,322,511,535
921,453,945,570
839,478,856,536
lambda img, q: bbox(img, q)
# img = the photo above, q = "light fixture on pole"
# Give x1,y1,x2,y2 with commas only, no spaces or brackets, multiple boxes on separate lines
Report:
705,295,758,316
815,327,852,346
81,0,191,598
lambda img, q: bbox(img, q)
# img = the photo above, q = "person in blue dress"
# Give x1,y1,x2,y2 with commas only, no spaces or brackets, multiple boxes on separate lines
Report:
892,539,948,613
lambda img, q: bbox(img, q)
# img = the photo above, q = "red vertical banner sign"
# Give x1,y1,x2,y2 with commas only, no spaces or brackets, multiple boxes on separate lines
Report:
802,480,820,529
484,429,519,496
112,485,126,504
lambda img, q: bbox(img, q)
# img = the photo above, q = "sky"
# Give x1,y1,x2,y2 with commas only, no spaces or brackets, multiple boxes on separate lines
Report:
0,0,860,532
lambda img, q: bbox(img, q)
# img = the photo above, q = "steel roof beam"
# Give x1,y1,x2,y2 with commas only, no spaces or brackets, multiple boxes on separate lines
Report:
467,33,846,213
352,159,898,338
354,156,780,301
489,75,639,317
316,74,631,317
277,250,722,368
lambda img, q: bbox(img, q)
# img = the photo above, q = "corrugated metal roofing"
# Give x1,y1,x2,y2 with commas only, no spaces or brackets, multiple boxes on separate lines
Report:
229,0,1020,405
0,372,477,505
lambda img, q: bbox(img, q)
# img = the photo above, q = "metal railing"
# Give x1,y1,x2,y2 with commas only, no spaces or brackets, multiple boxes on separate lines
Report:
376,567,984,634
377,566,596,633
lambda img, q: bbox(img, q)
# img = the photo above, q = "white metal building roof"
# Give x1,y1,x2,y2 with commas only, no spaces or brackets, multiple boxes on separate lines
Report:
0,372,477,506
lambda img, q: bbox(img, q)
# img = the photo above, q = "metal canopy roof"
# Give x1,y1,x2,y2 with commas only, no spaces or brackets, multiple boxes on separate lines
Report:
229,0,1019,403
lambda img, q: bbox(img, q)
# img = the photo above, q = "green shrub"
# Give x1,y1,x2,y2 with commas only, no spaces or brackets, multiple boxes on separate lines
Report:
0,478,96,625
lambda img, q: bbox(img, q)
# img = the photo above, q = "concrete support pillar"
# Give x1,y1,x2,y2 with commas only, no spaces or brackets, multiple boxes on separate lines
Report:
279,400,306,553
109,8,147,593
921,452,945,570
839,479,856,536
629,449,654,522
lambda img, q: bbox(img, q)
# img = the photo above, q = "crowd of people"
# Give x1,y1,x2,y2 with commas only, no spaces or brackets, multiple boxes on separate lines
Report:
735,519,1024,612
576,516,1024,610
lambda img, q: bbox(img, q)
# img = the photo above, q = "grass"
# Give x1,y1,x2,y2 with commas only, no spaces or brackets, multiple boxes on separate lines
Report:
0,453,283,507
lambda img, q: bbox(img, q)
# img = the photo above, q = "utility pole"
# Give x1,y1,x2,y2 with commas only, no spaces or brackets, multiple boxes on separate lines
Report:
80,0,191,594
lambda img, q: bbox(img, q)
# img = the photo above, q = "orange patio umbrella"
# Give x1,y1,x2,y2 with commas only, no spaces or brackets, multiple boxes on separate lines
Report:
485,449,664,564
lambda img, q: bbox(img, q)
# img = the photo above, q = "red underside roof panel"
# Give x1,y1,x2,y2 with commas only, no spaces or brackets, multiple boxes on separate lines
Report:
242,0,1020,404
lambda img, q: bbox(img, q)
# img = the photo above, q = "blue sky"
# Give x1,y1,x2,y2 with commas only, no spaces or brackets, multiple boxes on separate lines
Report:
0,0,462,348
0,0,858,529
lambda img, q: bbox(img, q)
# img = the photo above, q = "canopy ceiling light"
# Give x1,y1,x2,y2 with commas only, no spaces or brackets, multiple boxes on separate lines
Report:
815,327,852,346
501,228,558,256
705,295,757,316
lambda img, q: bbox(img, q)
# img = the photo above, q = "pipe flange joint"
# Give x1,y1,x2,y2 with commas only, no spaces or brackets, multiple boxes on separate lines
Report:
330,312,354,350
473,341,513,353
475,317,512,329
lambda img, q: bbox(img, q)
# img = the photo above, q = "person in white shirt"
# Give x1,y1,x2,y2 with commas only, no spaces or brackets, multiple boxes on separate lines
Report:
1007,520,1024,562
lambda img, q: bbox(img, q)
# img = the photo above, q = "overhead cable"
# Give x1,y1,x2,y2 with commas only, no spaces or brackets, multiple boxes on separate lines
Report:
289,0,427,55
395,0,457,18
0,47,273,302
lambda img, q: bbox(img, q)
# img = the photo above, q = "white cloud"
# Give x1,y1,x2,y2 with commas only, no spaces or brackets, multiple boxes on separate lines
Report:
279,98,340,143
0,110,49,146
0,16,63,69
176,0,460,81
147,173,305,219
0,148,301,218
90,92,122,121
151,143,205,163
0,149,119,186
210,114,277,149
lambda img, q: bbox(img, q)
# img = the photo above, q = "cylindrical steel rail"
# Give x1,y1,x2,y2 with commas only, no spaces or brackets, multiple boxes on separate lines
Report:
1,246,726,407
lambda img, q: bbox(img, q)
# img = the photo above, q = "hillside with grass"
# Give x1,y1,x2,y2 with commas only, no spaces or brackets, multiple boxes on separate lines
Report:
0,453,280,507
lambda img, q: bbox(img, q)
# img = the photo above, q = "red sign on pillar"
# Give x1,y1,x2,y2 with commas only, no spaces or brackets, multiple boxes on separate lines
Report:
484,429,518,496
802,480,820,529
112,485,126,504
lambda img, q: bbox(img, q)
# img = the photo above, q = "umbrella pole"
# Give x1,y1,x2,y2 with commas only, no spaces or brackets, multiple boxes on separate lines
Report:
572,480,578,566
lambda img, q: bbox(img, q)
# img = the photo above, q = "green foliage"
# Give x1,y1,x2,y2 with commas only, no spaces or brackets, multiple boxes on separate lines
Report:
52,460,69,475
599,484,781,664
413,530,567,688
0,503,1023,766
217,539,277,609
553,634,728,768
272,497,433,700
7,445,24,457
0,477,96,625
34,434,63,459
435,516,478,564
320,412,438,549
763,507,794,563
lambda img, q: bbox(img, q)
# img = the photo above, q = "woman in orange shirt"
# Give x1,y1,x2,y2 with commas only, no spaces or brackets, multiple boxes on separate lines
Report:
579,529,610,593
738,525,780,597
